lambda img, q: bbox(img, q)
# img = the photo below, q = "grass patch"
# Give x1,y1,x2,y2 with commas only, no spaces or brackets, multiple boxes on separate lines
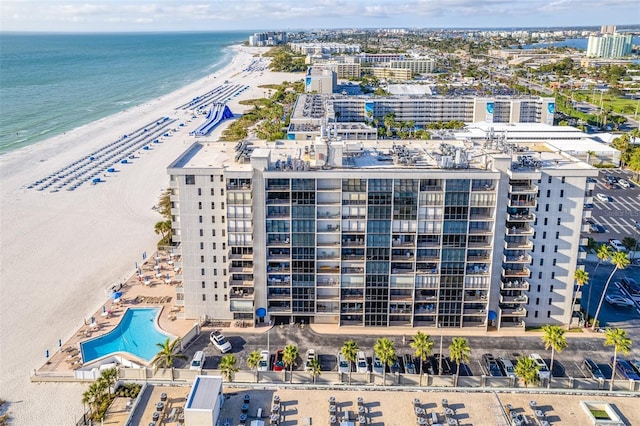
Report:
525,326,583,333
589,409,611,420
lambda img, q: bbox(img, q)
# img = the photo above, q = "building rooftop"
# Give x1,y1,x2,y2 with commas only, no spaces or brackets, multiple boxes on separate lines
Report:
186,375,222,410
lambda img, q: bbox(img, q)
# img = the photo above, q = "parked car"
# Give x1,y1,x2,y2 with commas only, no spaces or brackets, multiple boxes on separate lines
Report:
209,330,232,353
596,193,609,202
356,351,368,373
613,358,640,381
372,356,384,374
258,350,270,371
190,351,205,371
273,349,284,371
618,179,631,188
403,354,417,374
588,222,605,233
583,358,605,380
304,349,317,371
629,360,640,375
337,353,350,374
498,357,517,379
431,354,452,375
620,277,640,296
608,239,627,252
529,353,551,380
605,294,635,307
390,356,402,374
482,353,504,377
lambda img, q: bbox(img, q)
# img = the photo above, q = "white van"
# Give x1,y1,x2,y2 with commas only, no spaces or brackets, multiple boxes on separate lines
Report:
190,351,205,370
529,353,550,380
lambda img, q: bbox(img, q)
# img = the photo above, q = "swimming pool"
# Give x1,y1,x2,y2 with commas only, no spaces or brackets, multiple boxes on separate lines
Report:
81,308,173,364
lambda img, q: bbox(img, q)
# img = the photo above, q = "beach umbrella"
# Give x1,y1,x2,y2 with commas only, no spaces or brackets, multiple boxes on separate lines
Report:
58,339,62,348
45,350,49,360
111,291,123,301
135,261,138,270
102,306,107,314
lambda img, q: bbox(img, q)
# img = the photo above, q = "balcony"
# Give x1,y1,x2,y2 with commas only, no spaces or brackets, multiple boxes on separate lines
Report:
318,251,340,260
500,280,530,291
318,224,340,233
502,267,530,278
267,238,290,246
468,227,492,235
468,239,492,248
342,267,364,274
500,294,528,304
509,184,538,194
391,267,415,275
500,306,527,317
342,239,365,247
508,198,536,208
226,183,251,191
268,304,292,312
229,279,254,287
504,240,533,250
267,251,290,260
230,253,253,260
230,290,254,299
463,307,487,315
505,225,534,236
467,254,490,262
230,265,253,273
266,198,290,205
466,265,489,275
317,266,340,274
503,254,532,263
267,290,291,299
317,293,340,301
506,212,535,222
472,184,495,192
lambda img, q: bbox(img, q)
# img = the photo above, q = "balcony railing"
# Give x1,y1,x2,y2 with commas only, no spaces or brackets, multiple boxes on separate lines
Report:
508,199,536,208
502,267,530,278
500,294,528,304
509,184,538,194
506,212,535,222
500,306,527,317
503,254,532,263
501,279,529,291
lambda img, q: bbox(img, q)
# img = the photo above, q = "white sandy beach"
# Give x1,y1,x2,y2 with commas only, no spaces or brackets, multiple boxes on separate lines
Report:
0,45,300,425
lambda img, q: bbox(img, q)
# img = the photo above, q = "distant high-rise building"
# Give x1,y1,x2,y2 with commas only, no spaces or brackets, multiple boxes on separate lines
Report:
600,25,616,35
248,32,287,47
587,33,632,58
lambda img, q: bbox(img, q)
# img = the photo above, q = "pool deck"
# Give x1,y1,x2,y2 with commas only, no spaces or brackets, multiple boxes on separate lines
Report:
37,252,196,374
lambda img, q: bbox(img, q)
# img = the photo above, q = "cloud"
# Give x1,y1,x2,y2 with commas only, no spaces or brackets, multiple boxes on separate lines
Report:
1,0,637,31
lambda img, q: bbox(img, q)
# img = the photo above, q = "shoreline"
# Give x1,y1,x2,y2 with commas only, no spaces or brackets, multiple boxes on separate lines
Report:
0,44,301,425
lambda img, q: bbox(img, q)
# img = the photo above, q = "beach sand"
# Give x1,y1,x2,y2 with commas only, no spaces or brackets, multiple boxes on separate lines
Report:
0,45,300,425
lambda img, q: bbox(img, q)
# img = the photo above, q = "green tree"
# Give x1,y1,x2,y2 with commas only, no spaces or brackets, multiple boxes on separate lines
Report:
150,338,187,371
374,337,396,386
592,251,630,331
541,325,567,387
283,344,299,384
621,237,637,253
308,358,322,384
247,350,262,383
154,220,172,245
604,328,632,391
341,340,359,385
448,337,471,387
219,354,239,382
587,244,613,320
157,188,172,219
514,356,539,388
410,331,434,386
99,368,118,398
570,269,589,329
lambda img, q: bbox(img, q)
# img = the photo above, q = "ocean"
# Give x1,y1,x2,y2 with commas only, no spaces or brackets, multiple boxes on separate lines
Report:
0,31,250,154
522,36,640,50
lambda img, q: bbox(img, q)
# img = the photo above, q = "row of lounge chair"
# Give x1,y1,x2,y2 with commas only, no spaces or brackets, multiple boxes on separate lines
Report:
134,296,170,304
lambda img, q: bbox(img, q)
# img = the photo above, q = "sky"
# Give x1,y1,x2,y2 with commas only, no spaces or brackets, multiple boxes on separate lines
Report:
1,0,638,33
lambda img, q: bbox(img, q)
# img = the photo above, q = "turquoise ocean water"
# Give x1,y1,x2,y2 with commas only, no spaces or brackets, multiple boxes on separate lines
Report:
0,31,250,154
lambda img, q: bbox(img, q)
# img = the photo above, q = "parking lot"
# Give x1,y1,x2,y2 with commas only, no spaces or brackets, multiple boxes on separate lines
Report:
587,169,640,242
176,323,640,383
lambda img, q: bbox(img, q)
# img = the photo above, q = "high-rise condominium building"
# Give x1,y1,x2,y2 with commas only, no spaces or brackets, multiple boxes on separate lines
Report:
167,133,597,331
587,34,633,58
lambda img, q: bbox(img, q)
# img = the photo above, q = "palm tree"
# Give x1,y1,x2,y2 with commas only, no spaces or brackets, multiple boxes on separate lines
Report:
514,356,539,388
604,328,632,391
448,337,471,387
283,344,299,384
150,338,186,371
592,251,630,331
587,244,613,320
99,368,118,398
308,358,322,384
374,337,396,386
82,382,101,416
410,332,434,386
219,354,239,382
341,340,359,385
247,350,262,383
569,269,589,329
541,325,567,387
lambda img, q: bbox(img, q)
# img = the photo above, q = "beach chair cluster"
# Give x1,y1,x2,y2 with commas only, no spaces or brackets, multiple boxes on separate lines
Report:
135,296,170,304
328,396,367,425
63,347,82,367
27,116,176,193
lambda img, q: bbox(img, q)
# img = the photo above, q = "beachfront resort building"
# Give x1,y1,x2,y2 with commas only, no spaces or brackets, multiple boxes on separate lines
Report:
304,68,338,95
248,32,287,47
290,43,361,55
167,130,597,330
586,33,633,58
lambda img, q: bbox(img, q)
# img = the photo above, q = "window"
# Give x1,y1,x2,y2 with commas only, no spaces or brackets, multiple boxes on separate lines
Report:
560,189,564,197
213,269,217,276
548,298,552,305
546,190,551,197
223,243,226,249
199,229,204,237
198,202,202,210
200,242,204,250
536,298,540,305
548,176,552,184
213,243,217,249
558,204,563,212
542,245,545,252
211,188,215,196
538,272,542,279
215,294,218,301
202,282,206,289
220,175,224,182
552,259,557,266
197,188,202,196
551,272,555,279
211,202,215,209
550,285,554,292
555,231,560,239
540,259,544,266
202,294,206,301
212,216,215,223
220,188,224,196
223,269,227,276
554,245,558,253
212,229,216,237
223,256,226,262
199,215,203,223
201,268,205,275
224,281,227,288
222,230,226,237
561,177,565,184
214,281,218,288
544,218,548,226
200,255,205,263
213,255,217,262
537,285,541,292
547,311,551,318
542,232,547,239
535,311,539,318
557,218,561,225
185,175,195,185
221,216,225,224
224,295,228,301
221,202,225,209
545,204,549,212
210,175,214,182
